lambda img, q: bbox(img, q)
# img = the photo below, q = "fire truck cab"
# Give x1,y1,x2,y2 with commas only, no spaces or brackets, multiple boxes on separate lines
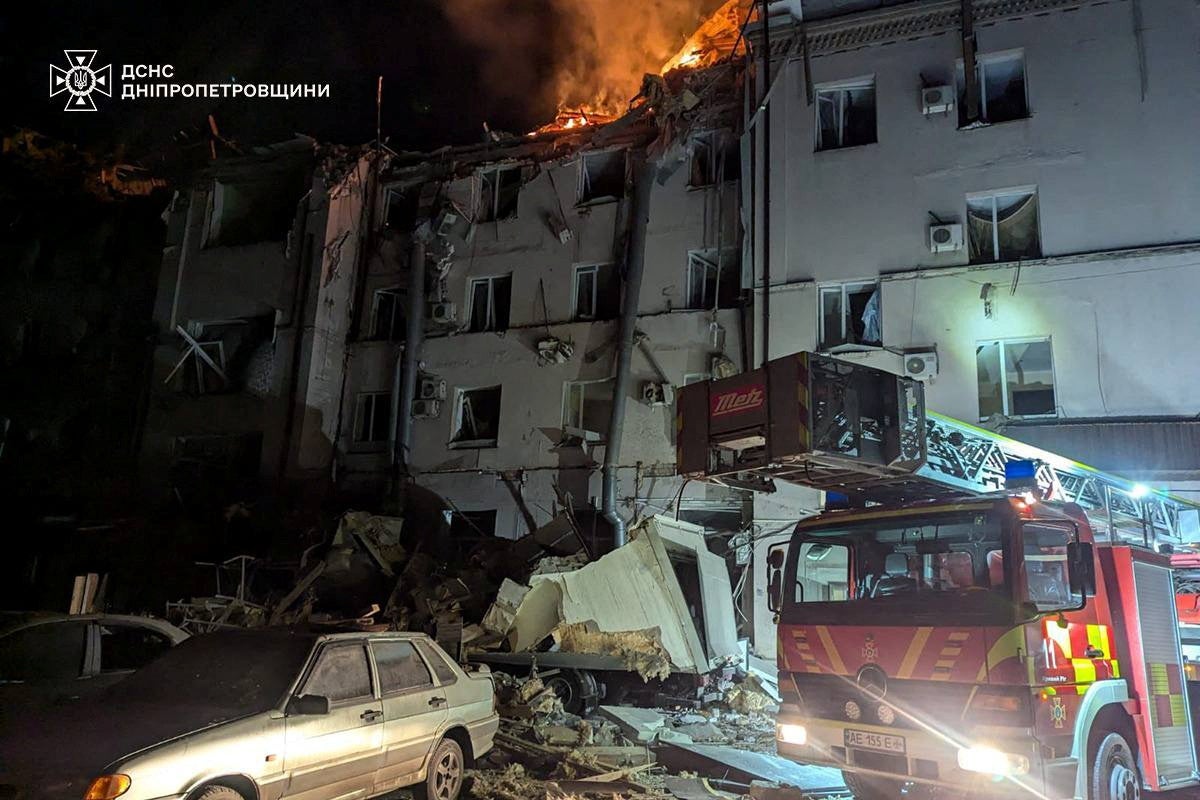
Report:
676,352,1200,799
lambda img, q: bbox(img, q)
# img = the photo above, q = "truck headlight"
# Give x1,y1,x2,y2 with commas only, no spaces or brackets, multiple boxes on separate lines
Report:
776,723,808,745
957,746,1029,776
85,775,131,800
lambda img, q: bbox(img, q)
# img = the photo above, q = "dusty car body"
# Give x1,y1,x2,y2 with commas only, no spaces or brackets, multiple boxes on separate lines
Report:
0,628,497,800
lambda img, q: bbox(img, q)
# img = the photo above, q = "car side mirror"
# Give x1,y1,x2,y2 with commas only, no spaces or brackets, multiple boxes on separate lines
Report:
1068,541,1096,598
287,694,330,716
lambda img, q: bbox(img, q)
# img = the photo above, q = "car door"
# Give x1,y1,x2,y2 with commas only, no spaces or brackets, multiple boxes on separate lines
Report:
282,641,384,800
369,639,448,792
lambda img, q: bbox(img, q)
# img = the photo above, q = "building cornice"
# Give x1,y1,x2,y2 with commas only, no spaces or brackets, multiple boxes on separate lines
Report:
758,0,1119,59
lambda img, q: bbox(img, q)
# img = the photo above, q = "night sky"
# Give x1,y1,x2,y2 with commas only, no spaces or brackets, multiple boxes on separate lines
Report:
1,1,567,156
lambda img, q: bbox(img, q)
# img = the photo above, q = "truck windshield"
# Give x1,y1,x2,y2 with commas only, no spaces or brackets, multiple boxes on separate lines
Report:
785,512,1006,607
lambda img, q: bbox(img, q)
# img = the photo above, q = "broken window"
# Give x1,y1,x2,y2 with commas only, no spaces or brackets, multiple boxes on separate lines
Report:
977,338,1056,420
578,149,626,204
302,644,372,703
165,318,274,395
819,281,881,350
452,385,502,447
371,641,432,694
384,185,420,231
572,263,619,320
958,51,1028,126
477,166,521,223
967,188,1040,264
353,391,392,444
369,287,405,341
686,248,741,310
815,78,877,151
449,509,498,539
562,379,614,436
467,275,512,332
689,131,741,187
202,171,304,248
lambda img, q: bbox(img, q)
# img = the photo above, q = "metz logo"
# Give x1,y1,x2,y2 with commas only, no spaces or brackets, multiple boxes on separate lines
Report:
711,386,765,417
49,50,112,111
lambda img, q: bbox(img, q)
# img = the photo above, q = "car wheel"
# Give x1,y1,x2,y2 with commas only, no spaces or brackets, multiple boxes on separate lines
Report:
415,737,464,800
192,786,244,800
1090,731,1140,800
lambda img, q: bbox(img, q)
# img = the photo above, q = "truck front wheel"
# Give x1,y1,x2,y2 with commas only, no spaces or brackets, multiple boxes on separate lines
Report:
1090,731,1140,800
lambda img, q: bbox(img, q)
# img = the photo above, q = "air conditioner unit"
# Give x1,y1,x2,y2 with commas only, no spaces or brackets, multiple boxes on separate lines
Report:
429,302,456,324
412,398,441,418
435,203,473,241
922,85,955,115
929,223,964,253
903,350,938,381
418,377,446,400
642,382,676,407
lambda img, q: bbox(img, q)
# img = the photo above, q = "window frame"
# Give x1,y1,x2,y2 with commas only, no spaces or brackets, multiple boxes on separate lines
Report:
476,165,521,223
817,280,882,351
368,639,435,698
685,248,740,311
814,76,877,152
976,336,1057,420
572,264,600,320
297,642,377,706
577,148,627,205
561,378,612,435
369,286,404,341
965,186,1040,264
957,49,1029,126
466,275,512,333
450,385,502,448
353,391,392,445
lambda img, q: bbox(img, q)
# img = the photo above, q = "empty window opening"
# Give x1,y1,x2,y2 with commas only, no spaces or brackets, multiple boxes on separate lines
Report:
452,386,502,447
958,51,1028,126
369,287,405,341
819,281,881,350
477,166,521,223
353,391,392,444
579,150,626,204
686,248,741,310
689,131,741,187
562,379,614,436
976,338,1056,420
449,509,498,541
384,185,420,231
572,263,618,320
967,188,1040,264
202,171,304,248
816,78,877,151
468,275,513,332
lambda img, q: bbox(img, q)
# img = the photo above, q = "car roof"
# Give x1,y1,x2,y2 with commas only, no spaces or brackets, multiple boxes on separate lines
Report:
0,611,189,642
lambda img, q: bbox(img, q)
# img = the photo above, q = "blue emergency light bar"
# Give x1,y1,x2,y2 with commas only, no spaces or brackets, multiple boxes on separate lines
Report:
1004,459,1039,490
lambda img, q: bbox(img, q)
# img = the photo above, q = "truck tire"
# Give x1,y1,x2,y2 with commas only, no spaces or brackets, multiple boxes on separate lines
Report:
842,771,927,799
414,737,464,800
543,668,599,715
1090,731,1140,800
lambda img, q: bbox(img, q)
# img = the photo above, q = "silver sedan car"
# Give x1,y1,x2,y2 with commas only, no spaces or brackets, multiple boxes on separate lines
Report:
0,628,497,800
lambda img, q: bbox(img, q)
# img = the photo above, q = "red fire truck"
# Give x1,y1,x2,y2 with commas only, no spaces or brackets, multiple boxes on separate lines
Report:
676,353,1200,799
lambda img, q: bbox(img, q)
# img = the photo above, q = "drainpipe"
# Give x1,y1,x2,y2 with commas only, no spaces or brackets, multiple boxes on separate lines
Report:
602,158,653,548
396,223,428,472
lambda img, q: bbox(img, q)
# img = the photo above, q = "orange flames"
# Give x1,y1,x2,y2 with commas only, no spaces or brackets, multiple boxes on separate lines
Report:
533,0,752,135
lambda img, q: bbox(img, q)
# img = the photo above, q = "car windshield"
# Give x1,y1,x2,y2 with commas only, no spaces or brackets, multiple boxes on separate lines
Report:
105,630,315,714
785,511,1007,607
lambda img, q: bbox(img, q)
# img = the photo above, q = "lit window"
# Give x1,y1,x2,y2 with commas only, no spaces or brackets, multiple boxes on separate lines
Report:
562,380,613,436
452,386,502,447
686,248,740,310
467,275,512,332
976,338,1056,420
967,188,1040,264
579,150,626,204
815,78,877,151
818,281,881,350
572,263,617,320
689,131,741,187
477,166,521,223
368,288,404,341
354,391,392,443
958,51,1028,126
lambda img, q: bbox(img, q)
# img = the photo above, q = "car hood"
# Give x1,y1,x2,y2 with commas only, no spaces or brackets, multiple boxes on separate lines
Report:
0,696,247,800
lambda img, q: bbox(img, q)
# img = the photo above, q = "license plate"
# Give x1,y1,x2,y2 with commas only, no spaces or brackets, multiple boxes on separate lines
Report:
844,729,906,754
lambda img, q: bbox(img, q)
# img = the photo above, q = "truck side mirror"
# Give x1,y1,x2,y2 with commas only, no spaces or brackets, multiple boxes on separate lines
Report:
767,545,786,613
1067,541,1096,598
